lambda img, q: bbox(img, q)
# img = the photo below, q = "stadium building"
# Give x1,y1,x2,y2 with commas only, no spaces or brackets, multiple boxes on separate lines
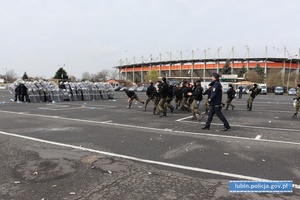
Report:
115,48,300,83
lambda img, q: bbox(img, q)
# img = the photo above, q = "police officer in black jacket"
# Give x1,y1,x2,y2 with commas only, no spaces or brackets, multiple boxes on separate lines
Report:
202,73,230,131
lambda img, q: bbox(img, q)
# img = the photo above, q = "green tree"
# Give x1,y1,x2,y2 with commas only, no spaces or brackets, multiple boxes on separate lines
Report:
254,64,265,77
22,72,28,80
221,60,231,74
54,67,68,80
238,66,247,77
144,70,159,83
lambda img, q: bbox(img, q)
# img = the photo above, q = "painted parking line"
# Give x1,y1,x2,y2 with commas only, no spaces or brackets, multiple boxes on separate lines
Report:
38,107,84,111
177,116,300,132
0,130,299,189
38,103,116,111
1,110,300,146
255,135,262,140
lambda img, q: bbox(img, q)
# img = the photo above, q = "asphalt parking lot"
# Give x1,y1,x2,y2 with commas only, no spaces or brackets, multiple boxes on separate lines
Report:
0,89,299,200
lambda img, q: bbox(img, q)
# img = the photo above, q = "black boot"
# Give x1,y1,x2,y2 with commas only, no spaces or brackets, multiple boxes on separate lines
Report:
202,126,210,130
170,107,174,113
293,113,297,118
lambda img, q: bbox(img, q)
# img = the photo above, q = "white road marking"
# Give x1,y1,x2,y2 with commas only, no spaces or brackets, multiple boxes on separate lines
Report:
255,135,262,140
177,116,300,132
1,110,300,146
175,116,193,122
38,107,83,111
0,130,299,189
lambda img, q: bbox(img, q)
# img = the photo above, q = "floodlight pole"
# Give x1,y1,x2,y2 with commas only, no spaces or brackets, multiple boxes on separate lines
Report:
287,54,298,91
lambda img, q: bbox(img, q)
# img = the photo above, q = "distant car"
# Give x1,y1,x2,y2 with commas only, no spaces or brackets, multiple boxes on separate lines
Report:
114,86,122,91
274,86,284,95
288,88,297,95
129,86,137,91
120,87,128,91
168,80,180,86
137,86,147,92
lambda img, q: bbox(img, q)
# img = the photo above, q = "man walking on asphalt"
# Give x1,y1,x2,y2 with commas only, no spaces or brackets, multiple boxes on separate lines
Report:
157,77,169,117
247,83,260,111
143,82,156,111
202,73,230,131
188,79,203,120
225,84,236,110
292,83,300,118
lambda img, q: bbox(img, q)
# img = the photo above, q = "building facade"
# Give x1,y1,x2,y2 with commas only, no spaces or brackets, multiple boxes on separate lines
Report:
115,57,300,83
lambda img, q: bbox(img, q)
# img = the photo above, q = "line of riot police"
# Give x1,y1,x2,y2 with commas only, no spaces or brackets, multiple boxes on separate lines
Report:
9,79,115,103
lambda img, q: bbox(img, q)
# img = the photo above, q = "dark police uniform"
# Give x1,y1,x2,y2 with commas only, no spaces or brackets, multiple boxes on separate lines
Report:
203,73,230,131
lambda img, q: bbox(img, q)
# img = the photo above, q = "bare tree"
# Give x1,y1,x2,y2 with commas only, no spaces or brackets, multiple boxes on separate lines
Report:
94,70,109,82
68,75,78,82
265,72,282,88
245,70,264,83
2,69,18,83
108,69,119,80
81,72,92,81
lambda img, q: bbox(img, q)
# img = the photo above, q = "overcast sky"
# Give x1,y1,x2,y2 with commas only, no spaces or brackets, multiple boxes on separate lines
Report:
1,0,299,79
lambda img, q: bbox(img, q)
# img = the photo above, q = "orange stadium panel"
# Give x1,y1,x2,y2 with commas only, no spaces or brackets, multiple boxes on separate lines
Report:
120,61,298,72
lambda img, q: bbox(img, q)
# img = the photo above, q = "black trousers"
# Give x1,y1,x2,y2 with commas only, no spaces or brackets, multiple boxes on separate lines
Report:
204,105,230,128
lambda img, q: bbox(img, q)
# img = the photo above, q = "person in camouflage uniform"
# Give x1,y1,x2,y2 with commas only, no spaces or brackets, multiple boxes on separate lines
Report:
174,84,183,110
188,80,203,120
247,83,260,111
181,82,192,111
143,82,156,111
292,84,300,118
124,88,144,109
164,84,175,113
157,77,169,117
151,81,161,115
225,84,236,110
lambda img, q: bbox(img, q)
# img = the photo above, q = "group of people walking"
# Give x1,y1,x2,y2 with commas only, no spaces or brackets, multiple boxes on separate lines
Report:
124,72,300,131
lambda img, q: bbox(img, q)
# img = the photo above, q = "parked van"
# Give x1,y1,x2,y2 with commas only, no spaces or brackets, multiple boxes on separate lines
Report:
258,84,267,94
